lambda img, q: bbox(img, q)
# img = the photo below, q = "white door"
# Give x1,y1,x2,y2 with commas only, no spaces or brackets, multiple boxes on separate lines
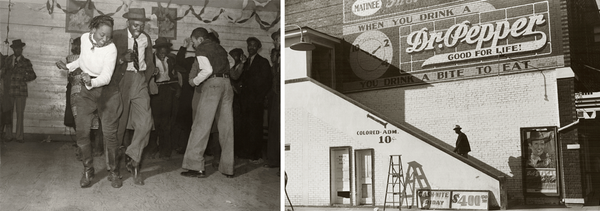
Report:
356,149,374,205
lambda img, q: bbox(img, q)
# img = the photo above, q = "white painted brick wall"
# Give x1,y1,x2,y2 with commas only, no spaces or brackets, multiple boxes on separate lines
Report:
347,70,560,203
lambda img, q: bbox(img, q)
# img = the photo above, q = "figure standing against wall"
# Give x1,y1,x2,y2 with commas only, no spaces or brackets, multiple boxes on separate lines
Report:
453,125,471,159
1,39,37,143
172,38,196,154
147,37,179,160
239,37,272,163
265,30,280,169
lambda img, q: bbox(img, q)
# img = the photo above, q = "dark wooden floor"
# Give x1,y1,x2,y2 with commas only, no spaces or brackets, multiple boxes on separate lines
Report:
0,139,280,211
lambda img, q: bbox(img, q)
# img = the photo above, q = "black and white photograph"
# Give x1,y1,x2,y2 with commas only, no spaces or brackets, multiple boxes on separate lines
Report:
284,0,600,210
0,0,280,210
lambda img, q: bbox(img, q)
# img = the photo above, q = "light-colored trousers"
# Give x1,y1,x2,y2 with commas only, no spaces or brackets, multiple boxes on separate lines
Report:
183,77,234,175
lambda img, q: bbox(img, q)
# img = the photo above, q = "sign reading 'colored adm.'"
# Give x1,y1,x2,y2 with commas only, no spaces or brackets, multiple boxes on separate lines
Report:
340,1,561,93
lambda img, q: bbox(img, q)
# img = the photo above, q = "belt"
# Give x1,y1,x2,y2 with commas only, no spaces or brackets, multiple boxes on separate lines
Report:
209,73,229,79
156,81,178,85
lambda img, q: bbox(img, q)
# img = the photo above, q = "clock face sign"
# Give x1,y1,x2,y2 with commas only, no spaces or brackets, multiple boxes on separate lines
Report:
349,30,393,81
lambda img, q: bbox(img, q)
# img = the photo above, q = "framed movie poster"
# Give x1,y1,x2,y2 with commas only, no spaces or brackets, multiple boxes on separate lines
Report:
152,7,177,39
520,127,560,196
65,1,94,33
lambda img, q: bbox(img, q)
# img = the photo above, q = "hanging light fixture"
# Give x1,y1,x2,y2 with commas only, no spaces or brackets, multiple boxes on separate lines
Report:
287,24,315,51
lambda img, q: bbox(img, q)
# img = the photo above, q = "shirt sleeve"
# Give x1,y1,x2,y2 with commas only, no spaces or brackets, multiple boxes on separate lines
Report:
192,56,213,86
66,58,80,73
89,45,117,89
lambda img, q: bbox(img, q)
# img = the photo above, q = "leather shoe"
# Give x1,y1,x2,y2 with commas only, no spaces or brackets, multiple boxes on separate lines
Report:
132,166,144,185
107,172,123,188
125,157,134,173
222,173,234,178
80,168,95,188
181,170,206,178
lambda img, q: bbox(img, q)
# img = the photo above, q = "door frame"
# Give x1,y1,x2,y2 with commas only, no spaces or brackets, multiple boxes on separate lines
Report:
354,148,375,205
330,146,353,206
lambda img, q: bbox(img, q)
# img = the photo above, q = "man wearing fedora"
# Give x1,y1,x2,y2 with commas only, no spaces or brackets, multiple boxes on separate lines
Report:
527,131,554,168
0,39,36,143
146,37,179,160
104,8,155,185
453,125,471,159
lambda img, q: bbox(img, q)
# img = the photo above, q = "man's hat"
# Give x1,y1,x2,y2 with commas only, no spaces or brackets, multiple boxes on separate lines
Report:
528,131,551,142
229,48,243,57
246,37,262,48
453,125,462,130
10,39,26,48
153,37,172,49
122,8,150,21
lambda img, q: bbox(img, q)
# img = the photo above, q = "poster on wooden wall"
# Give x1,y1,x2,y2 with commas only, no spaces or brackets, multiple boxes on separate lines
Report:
65,1,94,33
152,7,177,39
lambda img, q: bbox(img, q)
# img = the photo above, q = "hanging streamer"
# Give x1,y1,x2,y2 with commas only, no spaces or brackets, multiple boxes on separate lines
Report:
43,0,279,31
50,0,124,15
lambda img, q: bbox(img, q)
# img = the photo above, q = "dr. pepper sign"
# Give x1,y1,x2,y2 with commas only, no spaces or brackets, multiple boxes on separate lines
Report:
341,0,560,93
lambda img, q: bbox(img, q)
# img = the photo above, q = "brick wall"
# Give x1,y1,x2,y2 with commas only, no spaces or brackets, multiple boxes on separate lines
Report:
347,70,560,205
556,77,584,200
0,0,279,135
285,0,343,38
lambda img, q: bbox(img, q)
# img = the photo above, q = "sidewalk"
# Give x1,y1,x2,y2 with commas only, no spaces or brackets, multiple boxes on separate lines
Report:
284,205,600,211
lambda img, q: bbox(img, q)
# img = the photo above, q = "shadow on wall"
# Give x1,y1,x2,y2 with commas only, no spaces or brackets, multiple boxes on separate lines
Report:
404,161,431,207
328,39,510,209
508,156,523,206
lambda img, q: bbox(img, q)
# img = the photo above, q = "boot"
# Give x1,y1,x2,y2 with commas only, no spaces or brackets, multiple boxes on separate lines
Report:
79,144,94,188
106,148,122,188
131,159,144,186
91,128,104,157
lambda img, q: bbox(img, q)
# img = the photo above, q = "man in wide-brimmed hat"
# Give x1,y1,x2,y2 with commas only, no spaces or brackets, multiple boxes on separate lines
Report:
102,7,155,186
527,131,554,168
0,39,36,144
453,125,471,158
146,37,179,161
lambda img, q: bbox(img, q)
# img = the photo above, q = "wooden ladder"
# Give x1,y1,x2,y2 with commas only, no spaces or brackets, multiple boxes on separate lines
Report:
383,155,404,211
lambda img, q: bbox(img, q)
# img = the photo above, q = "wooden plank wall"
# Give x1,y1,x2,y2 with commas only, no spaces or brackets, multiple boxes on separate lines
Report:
0,0,280,136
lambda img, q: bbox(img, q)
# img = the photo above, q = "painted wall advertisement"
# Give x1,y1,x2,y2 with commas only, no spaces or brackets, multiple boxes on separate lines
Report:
340,0,563,93
520,127,559,196
417,189,489,209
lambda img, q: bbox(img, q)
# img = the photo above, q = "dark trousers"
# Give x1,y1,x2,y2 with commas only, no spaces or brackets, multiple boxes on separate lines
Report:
148,83,178,157
4,96,26,140
232,93,243,157
241,98,265,160
72,84,121,159
267,93,280,166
